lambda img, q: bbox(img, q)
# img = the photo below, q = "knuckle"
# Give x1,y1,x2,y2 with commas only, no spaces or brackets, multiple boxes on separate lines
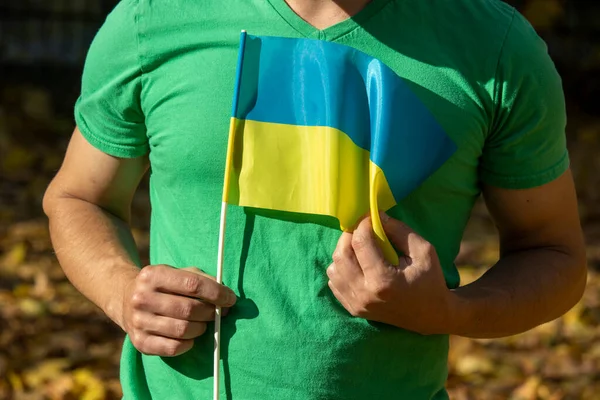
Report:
138,267,156,284
332,250,347,265
139,266,154,279
332,251,343,265
131,291,147,308
131,333,150,354
183,276,202,294
164,341,187,357
422,241,436,256
129,331,139,346
351,233,367,251
333,244,354,264
178,301,195,320
173,321,190,338
131,312,145,329
163,343,179,357
326,267,334,280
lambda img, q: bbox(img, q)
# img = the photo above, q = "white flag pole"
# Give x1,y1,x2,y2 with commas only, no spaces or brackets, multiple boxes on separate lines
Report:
214,29,247,400
213,200,228,400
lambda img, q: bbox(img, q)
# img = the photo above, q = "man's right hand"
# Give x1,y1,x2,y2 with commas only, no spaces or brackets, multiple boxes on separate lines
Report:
122,265,237,357
44,130,237,358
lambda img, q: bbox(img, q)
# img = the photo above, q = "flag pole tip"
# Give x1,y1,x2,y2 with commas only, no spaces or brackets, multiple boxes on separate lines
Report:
241,29,247,33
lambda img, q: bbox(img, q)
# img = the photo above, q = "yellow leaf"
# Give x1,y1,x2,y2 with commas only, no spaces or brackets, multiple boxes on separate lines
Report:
7,372,23,393
22,359,70,388
511,375,542,400
454,354,494,377
12,284,31,298
1,242,27,270
1,147,36,173
563,300,585,329
73,368,106,400
18,298,46,318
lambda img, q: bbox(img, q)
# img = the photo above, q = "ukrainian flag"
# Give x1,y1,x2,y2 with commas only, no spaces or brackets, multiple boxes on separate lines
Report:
223,32,456,264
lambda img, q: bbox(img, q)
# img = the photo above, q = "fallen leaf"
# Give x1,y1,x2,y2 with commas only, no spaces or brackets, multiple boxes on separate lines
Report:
510,375,541,400
73,369,106,400
1,242,27,271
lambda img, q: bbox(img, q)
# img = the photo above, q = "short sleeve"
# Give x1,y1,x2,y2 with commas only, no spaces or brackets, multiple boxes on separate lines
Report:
74,0,148,158
480,10,569,189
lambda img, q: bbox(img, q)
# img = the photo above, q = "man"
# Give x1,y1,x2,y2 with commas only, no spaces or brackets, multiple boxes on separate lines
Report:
43,0,587,398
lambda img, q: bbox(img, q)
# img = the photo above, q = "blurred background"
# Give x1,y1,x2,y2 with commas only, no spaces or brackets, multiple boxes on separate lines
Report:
0,0,599,399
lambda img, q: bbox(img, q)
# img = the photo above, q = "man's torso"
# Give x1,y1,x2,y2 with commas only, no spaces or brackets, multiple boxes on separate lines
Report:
85,0,520,398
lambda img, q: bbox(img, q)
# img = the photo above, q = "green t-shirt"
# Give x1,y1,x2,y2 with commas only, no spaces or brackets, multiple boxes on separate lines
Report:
75,0,569,398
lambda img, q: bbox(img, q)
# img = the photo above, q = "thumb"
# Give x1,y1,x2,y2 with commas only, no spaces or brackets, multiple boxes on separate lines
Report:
379,212,431,259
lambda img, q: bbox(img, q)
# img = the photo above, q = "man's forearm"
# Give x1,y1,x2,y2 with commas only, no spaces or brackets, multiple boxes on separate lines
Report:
45,196,141,329
449,247,587,339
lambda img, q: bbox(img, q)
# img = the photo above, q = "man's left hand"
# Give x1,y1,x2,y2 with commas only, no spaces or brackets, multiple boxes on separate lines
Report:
327,213,455,335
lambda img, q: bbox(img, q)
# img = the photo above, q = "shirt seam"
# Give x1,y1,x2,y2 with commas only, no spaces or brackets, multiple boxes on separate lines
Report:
265,0,310,38
134,0,146,75
488,7,517,139
133,0,149,143
331,0,395,42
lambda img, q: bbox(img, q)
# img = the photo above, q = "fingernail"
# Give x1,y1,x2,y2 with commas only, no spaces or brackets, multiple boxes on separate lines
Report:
228,292,237,306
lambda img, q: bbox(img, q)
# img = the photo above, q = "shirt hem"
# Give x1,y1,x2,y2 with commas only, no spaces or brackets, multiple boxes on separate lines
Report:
479,151,570,189
75,113,149,159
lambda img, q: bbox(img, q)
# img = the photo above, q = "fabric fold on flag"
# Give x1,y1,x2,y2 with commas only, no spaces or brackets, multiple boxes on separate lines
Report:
223,32,457,264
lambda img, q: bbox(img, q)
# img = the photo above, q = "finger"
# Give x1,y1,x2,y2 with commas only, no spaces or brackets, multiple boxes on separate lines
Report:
379,212,433,259
133,313,207,340
139,265,237,307
351,217,387,274
328,280,356,316
181,267,217,282
330,231,363,280
326,262,352,298
131,291,217,321
181,268,233,309
132,333,194,357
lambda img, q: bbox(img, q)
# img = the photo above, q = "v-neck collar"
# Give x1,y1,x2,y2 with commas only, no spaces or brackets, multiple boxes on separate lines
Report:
267,0,392,41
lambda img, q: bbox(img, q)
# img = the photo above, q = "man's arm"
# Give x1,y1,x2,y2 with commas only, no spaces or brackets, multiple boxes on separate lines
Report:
44,129,236,356
326,169,587,338
450,169,587,338
43,128,148,326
